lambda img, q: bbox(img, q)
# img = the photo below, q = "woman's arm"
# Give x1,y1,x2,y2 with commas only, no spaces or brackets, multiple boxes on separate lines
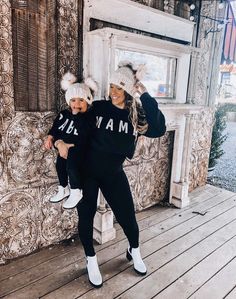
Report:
136,82,166,138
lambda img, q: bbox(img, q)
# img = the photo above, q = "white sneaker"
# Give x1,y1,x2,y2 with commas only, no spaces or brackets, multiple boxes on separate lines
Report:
62,189,83,209
50,185,70,203
86,255,103,288
126,247,147,275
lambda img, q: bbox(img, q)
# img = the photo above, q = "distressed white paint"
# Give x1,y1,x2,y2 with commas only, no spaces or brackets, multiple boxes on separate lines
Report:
84,0,195,42
84,27,199,104
162,104,202,206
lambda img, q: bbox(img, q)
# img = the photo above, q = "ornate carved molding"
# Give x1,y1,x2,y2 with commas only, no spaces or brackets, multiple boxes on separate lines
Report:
0,191,40,263
124,132,173,211
5,113,57,187
0,0,14,123
194,1,222,106
188,108,214,191
0,187,78,264
0,0,14,126
57,0,80,108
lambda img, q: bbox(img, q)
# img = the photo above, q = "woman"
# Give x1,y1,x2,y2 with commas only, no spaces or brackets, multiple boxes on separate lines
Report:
56,62,166,288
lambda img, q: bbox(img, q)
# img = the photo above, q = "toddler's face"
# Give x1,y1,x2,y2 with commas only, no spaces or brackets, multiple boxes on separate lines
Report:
70,98,88,114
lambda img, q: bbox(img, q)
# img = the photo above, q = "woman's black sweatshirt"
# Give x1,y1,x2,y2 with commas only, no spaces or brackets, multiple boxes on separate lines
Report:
88,92,166,159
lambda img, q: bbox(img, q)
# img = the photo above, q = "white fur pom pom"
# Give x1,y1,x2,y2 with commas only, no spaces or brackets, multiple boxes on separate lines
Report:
135,64,147,81
60,72,77,91
85,77,98,93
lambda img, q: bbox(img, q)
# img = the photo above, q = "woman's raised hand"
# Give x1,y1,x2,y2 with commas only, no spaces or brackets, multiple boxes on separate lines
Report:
134,82,147,96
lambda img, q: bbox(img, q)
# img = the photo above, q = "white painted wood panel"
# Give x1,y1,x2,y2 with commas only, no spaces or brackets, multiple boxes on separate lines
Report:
84,0,194,42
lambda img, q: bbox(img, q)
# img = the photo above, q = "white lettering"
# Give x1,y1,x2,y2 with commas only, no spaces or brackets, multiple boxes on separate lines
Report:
106,119,114,131
66,120,74,134
118,120,128,134
96,116,103,128
74,128,78,135
59,113,63,120
58,119,68,131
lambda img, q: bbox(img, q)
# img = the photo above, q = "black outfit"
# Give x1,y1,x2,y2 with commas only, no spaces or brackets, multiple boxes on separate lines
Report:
77,92,166,256
48,109,91,189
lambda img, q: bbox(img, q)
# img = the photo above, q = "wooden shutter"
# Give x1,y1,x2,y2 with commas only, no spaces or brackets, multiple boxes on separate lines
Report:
12,0,57,112
12,8,29,110
46,0,57,111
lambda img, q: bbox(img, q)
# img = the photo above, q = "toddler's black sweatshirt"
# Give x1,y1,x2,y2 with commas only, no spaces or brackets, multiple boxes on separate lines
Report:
48,109,91,150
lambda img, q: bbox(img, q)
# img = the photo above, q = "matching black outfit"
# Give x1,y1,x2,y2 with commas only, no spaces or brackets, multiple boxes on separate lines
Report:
48,109,91,189
77,93,166,256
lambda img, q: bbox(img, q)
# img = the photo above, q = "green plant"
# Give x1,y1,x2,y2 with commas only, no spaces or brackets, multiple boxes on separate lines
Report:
208,105,228,169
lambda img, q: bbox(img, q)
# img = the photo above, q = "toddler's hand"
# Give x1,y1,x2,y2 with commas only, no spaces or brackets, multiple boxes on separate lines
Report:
44,135,54,150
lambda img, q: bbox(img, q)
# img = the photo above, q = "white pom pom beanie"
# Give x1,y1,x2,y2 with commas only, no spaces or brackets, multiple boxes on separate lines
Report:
61,72,98,105
110,65,136,97
65,83,94,105
110,61,146,97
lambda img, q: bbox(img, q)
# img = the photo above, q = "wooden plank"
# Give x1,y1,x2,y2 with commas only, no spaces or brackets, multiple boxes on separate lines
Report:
22,196,236,298
1,192,235,298
37,12,48,111
84,0,194,42
0,187,232,281
13,9,29,111
12,0,27,9
153,236,236,298
47,11,57,111
28,0,38,13
189,257,236,299
115,185,230,232
0,242,80,281
28,12,39,111
0,185,219,280
225,286,236,299
93,219,236,299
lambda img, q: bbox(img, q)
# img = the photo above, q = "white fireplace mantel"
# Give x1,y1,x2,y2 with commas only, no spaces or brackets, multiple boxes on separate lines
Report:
161,104,203,208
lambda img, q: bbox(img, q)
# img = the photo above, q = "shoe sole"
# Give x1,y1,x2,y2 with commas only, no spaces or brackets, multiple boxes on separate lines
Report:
88,279,103,288
50,194,70,203
63,204,78,209
62,198,82,209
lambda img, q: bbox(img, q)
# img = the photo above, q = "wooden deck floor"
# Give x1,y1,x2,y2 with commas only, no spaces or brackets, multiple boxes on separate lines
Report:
1,185,236,299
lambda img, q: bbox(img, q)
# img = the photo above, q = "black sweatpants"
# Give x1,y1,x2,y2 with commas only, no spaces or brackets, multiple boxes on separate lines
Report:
56,146,83,189
77,150,139,256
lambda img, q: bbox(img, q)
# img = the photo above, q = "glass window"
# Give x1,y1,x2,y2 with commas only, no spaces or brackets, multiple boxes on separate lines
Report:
115,49,177,99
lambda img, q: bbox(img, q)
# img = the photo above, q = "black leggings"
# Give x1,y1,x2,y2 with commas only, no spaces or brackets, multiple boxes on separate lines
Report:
77,150,139,256
56,146,83,189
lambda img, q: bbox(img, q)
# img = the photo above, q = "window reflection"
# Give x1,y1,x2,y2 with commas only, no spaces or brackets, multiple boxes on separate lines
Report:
115,49,177,99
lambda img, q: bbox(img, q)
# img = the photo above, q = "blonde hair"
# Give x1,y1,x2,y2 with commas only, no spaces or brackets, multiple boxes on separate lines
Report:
124,92,148,136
